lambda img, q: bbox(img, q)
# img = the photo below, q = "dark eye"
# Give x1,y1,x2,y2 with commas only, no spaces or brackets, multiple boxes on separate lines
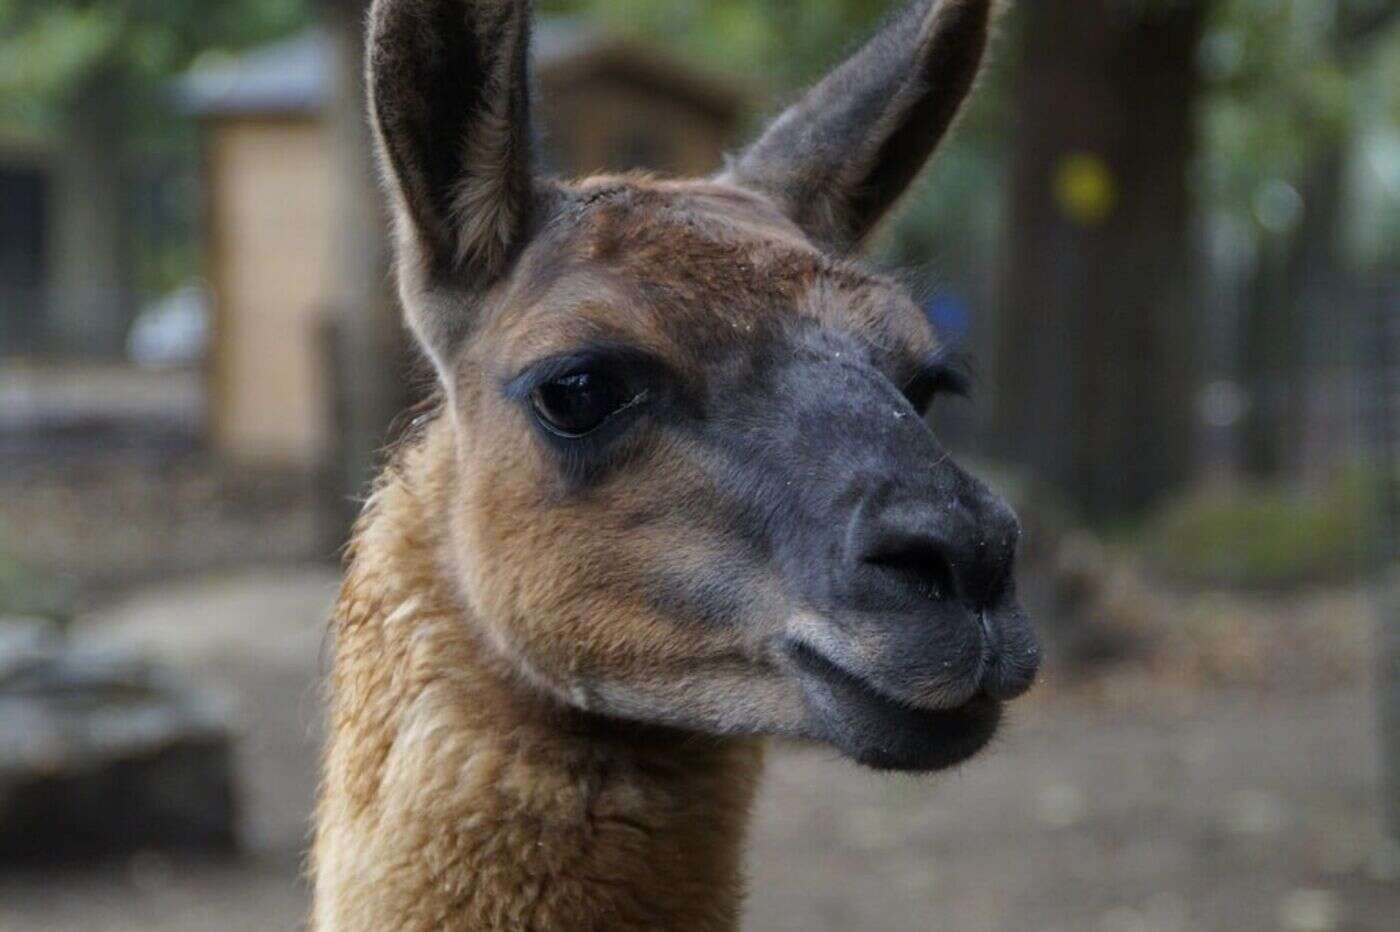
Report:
530,371,634,436
902,359,971,415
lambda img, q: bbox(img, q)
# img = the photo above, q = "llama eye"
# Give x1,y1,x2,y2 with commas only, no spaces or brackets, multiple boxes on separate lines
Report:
902,359,971,415
902,378,937,416
901,374,944,416
531,371,633,437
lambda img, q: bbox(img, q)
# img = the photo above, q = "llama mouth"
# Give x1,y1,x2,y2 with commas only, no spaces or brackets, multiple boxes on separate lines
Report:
785,640,1001,773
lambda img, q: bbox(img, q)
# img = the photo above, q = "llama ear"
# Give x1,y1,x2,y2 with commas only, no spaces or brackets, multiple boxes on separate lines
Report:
723,0,993,250
367,0,535,285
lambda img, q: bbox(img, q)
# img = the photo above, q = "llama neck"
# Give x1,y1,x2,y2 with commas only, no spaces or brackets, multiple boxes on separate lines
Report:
311,427,764,932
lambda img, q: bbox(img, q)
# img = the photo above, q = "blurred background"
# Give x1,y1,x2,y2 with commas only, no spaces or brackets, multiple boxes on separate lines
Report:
0,0,1397,929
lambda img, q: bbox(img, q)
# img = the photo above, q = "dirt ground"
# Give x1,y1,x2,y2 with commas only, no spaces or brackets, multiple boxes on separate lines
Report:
1,568,1396,932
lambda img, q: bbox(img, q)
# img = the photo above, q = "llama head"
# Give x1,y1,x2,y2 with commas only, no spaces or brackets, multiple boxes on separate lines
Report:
367,0,1038,772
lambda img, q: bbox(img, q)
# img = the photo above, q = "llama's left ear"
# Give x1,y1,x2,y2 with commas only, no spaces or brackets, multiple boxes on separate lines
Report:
723,0,993,250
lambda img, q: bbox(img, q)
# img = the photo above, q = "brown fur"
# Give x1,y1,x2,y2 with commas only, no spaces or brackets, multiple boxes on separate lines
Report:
310,173,934,932
311,422,762,930
312,3,1009,929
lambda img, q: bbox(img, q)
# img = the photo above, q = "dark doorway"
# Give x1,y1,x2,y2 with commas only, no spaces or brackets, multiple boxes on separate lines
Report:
0,164,49,355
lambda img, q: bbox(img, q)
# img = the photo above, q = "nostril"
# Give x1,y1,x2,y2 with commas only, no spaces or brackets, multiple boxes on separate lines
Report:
863,538,959,603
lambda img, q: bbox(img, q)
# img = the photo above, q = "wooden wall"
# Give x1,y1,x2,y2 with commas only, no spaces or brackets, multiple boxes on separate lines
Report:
537,77,732,178
204,117,334,468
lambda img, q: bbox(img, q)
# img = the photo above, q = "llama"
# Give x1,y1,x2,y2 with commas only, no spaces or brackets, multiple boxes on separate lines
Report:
310,1,1039,928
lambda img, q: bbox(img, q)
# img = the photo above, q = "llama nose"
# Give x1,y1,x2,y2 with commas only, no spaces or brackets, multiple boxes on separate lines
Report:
853,496,1020,610
858,528,962,604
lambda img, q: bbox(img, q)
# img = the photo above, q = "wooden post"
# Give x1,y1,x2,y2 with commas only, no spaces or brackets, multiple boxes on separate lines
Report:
1371,281,1400,843
50,73,135,356
1382,573,1400,842
318,0,408,544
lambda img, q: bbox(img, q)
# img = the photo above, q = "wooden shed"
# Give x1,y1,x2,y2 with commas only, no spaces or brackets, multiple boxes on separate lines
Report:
178,23,747,468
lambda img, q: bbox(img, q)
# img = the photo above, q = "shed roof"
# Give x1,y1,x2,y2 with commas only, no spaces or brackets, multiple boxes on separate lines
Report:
176,21,749,122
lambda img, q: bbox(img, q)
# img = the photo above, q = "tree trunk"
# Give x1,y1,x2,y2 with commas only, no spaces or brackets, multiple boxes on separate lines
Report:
994,1,1208,519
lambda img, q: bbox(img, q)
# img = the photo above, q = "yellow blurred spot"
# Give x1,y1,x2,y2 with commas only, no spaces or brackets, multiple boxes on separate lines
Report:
1054,152,1117,226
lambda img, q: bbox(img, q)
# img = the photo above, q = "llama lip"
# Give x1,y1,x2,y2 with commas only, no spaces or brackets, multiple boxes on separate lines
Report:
784,640,1002,773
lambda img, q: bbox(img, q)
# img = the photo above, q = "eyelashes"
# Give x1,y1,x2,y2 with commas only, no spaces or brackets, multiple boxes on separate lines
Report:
901,351,972,414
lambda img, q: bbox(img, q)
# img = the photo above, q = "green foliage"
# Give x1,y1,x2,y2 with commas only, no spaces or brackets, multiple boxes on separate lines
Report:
0,0,1393,307
538,0,892,89
0,0,314,299
0,0,313,131
1200,0,1400,262
1142,466,1384,588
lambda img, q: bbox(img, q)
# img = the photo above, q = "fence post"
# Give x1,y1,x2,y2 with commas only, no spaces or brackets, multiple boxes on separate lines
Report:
317,0,407,548
1370,281,1400,844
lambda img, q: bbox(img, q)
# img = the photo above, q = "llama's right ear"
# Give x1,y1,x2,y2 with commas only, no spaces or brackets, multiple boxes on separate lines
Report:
367,0,535,290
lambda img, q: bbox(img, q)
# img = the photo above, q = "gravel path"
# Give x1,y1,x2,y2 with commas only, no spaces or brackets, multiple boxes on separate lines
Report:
1,569,1394,931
